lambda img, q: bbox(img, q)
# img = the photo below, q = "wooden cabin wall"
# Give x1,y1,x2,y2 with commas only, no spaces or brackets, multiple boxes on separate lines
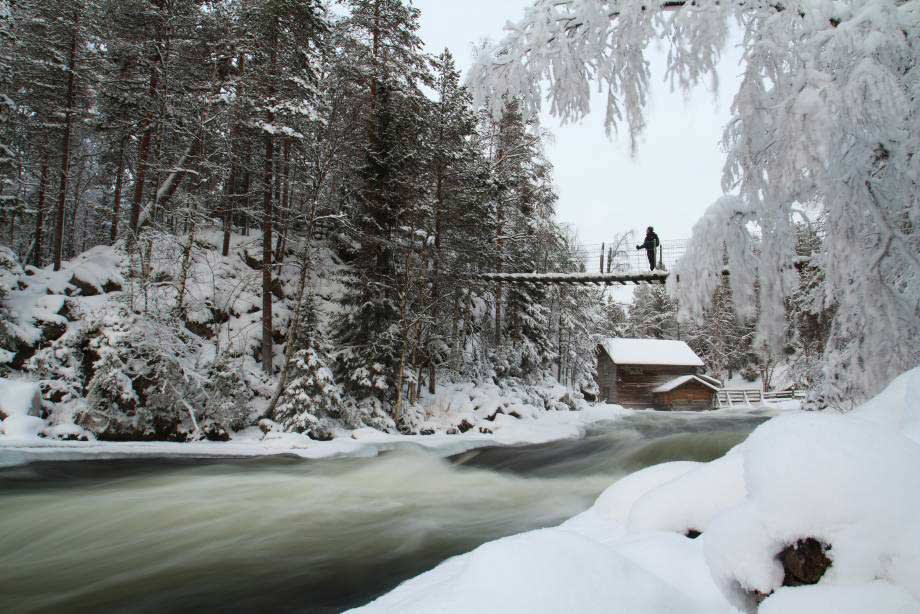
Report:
596,351,618,403
654,383,715,411
615,364,699,407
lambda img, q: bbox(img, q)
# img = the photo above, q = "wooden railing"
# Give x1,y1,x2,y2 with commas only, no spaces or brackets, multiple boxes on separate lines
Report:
763,389,807,401
716,388,763,408
717,388,806,407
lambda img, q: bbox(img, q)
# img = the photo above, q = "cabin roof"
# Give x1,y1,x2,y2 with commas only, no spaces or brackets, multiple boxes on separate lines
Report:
696,373,723,388
599,338,704,367
653,375,721,393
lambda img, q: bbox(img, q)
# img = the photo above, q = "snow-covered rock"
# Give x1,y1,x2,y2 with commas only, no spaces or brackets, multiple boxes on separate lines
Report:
0,378,43,439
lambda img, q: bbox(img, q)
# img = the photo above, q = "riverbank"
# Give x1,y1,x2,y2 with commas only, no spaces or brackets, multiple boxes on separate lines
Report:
355,368,920,613
0,376,797,469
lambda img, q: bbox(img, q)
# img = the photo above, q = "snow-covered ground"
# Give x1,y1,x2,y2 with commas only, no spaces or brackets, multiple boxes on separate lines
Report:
352,368,920,613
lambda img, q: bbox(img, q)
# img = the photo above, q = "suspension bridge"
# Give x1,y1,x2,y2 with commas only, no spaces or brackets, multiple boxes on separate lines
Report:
473,239,688,286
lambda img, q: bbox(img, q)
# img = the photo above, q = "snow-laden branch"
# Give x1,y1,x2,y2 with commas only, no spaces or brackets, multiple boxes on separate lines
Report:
473,0,920,402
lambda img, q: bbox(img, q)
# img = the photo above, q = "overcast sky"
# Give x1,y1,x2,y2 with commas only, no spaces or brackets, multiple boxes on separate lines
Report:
414,0,744,267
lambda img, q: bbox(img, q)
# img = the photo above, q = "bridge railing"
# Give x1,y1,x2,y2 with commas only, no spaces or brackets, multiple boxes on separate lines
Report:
572,239,687,274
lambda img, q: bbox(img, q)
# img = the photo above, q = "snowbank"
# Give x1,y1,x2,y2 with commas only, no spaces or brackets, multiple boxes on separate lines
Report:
355,368,920,613
0,399,625,469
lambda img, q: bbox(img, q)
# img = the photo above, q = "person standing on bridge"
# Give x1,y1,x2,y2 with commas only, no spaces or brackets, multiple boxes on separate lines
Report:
636,227,661,271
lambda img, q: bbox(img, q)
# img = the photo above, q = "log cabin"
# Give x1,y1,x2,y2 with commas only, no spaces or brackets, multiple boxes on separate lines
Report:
596,338,719,410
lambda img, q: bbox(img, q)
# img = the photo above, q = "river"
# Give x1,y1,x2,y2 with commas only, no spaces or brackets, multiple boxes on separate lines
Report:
0,411,767,613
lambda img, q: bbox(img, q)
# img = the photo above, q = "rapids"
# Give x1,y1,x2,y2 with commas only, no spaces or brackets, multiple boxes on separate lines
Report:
0,411,766,613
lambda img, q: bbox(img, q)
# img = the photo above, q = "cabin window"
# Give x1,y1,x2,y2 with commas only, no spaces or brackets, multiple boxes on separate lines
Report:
602,387,610,400
624,367,643,376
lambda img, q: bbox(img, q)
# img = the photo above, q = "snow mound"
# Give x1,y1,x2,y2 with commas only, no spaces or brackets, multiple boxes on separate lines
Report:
850,367,920,443
628,451,746,535
0,378,44,439
592,460,699,524
704,411,920,609
758,581,920,614
351,528,710,614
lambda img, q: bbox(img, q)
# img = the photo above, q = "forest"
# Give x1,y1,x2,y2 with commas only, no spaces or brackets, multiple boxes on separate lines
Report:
0,0,898,442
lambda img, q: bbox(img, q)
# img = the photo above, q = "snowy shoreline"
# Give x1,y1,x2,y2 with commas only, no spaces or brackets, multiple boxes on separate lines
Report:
0,404,629,469
0,400,791,470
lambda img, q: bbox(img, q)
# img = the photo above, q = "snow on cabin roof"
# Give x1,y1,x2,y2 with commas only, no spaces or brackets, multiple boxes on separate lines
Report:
653,375,721,394
599,338,704,367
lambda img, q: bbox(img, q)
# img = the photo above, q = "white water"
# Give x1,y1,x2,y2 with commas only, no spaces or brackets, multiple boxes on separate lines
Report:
0,413,765,613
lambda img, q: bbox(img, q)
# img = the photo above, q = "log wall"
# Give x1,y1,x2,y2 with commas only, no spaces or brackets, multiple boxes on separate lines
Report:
653,381,715,411
596,345,703,408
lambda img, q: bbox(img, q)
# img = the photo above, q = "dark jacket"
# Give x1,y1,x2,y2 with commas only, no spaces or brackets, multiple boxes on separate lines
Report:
637,231,660,251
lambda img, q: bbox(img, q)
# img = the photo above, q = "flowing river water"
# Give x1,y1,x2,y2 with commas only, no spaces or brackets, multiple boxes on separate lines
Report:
0,411,767,613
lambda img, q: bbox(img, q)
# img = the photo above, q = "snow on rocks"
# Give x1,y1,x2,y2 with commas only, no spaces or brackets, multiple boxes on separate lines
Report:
0,378,44,439
705,410,920,611
358,367,920,613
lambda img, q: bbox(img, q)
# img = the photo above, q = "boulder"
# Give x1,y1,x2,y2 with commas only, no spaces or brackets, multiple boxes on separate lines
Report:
69,274,99,296
258,419,278,435
780,538,832,586
308,427,334,441
457,419,474,433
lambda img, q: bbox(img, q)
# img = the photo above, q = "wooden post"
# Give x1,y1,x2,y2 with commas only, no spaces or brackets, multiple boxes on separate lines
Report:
599,242,604,273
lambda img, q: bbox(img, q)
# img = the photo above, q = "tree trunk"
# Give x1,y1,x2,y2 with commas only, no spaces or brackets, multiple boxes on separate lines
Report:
129,3,164,239
261,129,275,374
52,8,81,272
130,79,158,237
494,201,504,346
261,22,278,375
32,151,49,267
223,53,246,257
275,138,291,263
110,137,127,242
222,164,235,256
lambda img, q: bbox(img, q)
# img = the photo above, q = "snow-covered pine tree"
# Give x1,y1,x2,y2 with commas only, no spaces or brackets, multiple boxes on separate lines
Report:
13,0,100,270
238,0,327,375
486,98,557,376
334,0,433,409
683,278,755,382
275,293,343,434
424,49,482,394
627,284,679,340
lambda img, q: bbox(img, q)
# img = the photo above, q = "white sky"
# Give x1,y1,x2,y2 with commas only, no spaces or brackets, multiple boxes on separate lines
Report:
414,0,745,265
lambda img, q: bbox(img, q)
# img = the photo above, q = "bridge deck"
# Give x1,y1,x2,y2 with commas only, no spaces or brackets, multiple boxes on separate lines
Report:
470,271,668,285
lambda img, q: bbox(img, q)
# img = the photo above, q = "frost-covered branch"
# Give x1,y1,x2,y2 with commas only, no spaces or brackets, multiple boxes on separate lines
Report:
475,0,920,402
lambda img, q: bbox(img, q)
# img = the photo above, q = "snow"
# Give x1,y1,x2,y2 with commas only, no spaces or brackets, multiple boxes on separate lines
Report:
351,529,711,614
356,367,920,613
0,378,43,440
599,338,704,367
0,397,626,469
653,375,720,393
758,582,920,614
